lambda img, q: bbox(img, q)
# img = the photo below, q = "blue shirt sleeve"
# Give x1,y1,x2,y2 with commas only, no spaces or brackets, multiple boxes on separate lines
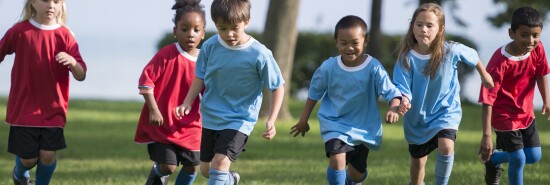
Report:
374,64,401,102
393,58,413,101
309,62,328,101
452,43,479,67
258,50,285,90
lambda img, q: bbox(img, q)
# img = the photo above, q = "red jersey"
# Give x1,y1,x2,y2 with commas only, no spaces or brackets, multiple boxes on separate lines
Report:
0,20,87,128
134,43,202,151
479,42,549,131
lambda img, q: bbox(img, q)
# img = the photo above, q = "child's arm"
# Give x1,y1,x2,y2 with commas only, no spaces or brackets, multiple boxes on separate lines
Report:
263,86,285,140
175,77,204,119
536,75,550,120
398,96,411,116
56,52,86,81
141,91,164,126
479,103,494,162
476,61,494,88
290,98,318,137
385,97,401,123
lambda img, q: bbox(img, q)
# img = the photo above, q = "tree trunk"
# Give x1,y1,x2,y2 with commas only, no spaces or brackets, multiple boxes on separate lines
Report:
259,0,301,120
367,0,383,59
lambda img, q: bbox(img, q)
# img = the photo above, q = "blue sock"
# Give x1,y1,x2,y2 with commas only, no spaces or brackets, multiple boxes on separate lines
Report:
524,147,541,164
207,169,230,185
35,160,57,185
490,150,509,165
14,156,32,180
345,168,367,184
435,153,454,185
508,149,526,185
175,169,197,185
326,166,345,185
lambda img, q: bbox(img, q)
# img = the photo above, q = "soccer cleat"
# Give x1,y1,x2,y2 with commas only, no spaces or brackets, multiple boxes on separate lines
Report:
229,171,240,185
145,165,168,185
13,169,34,185
484,161,502,185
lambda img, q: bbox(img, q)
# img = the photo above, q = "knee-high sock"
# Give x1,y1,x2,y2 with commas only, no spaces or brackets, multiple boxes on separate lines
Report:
35,160,57,185
508,149,526,185
207,169,232,185
435,153,454,185
490,150,509,165
346,168,367,183
524,147,542,164
14,156,31,179
175,169,197,185
326,166,345,185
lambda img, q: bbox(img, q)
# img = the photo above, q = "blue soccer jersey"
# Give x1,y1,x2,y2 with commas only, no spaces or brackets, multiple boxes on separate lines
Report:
393,42,479,145
309,55,401,150
196,35,285,135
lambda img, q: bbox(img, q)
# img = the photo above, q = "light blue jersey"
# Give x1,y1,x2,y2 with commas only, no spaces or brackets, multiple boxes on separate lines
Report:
309,55,401,150
196,35,285,135
393,42,479,145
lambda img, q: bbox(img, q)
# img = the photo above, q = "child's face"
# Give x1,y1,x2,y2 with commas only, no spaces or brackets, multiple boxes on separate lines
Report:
174,12,205,55
215,21,249,46
31,0,63,25
509,25,542,55
412,11,441,48
335,27,366,64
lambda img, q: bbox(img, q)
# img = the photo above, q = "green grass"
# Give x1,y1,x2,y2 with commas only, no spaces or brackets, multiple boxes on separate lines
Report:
0,98,549,184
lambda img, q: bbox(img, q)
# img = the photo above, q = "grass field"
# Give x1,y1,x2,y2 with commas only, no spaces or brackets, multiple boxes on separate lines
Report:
0,98,549,184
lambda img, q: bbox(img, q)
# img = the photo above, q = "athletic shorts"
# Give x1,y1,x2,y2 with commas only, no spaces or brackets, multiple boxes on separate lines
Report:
200,128,248,162
408,129,456,158
8,126,66,159
148,142,200,167
496,120,540,152
325,139,369,174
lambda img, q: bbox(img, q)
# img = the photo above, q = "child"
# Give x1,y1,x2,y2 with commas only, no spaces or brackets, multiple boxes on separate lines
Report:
478,7,548,185
290,15,402,185
135,0,206,184
392,3,494,185
175,0,285,184
0,0,87,184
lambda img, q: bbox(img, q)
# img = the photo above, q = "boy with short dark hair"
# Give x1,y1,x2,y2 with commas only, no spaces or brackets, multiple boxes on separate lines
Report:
478,6,549,185
175,0,285,184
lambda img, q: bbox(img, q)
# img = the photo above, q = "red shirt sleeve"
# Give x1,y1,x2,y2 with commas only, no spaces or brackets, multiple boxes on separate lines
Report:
479,50,505,106
138,54,166,94
534,42,549,76
0,26,17,62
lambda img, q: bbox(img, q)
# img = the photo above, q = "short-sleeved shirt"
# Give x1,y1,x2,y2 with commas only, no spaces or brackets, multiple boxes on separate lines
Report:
0,19,87,128
309,55,401,150
393,42,479,145
479,42,549,131
134,43,202,151
196,35,285,135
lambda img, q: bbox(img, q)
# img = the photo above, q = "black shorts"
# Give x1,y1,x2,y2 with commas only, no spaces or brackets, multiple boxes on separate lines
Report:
200,128,248,162
325,139,369,174
148,142,200,167
8,126,66,159
409,129,456,159
495,120,540,152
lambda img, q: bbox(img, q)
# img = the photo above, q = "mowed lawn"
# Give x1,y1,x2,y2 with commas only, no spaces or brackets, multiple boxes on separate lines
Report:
0,98,549,185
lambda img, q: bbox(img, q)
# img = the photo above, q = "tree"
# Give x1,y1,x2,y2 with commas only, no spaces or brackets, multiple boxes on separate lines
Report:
367,0,383,59
487,0,550,28
259,0,301,120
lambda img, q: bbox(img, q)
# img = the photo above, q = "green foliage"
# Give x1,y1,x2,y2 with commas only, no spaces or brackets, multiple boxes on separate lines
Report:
487,0,550,28
1,98,550,184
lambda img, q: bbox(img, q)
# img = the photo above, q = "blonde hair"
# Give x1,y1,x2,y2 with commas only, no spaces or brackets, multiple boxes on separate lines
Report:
397,3,445,77
20,0,67,25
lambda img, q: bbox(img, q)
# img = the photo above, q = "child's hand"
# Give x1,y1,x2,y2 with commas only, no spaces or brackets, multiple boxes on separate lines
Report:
478,135,493,162
385,106,399,123
398,98,411,116
175,104,192,119
56,52,77,68
149,109,164,126
263,121,276,140
541,103,550,120
290,121,310,137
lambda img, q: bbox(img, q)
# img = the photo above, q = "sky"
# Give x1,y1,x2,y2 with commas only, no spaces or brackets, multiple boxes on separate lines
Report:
0,0,549,103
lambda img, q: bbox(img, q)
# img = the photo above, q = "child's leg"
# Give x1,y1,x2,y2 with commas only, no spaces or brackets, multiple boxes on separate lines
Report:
507,149,526,185
200,161,211,177
524,147,541,164
410,156,428,185
327,153,346,185
205,129,247,185
9,126,39,180
435,138,454,185
346,144,369,184
14,156,34,180
35,150,57,185
208,154,233,185
175,165,198,185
